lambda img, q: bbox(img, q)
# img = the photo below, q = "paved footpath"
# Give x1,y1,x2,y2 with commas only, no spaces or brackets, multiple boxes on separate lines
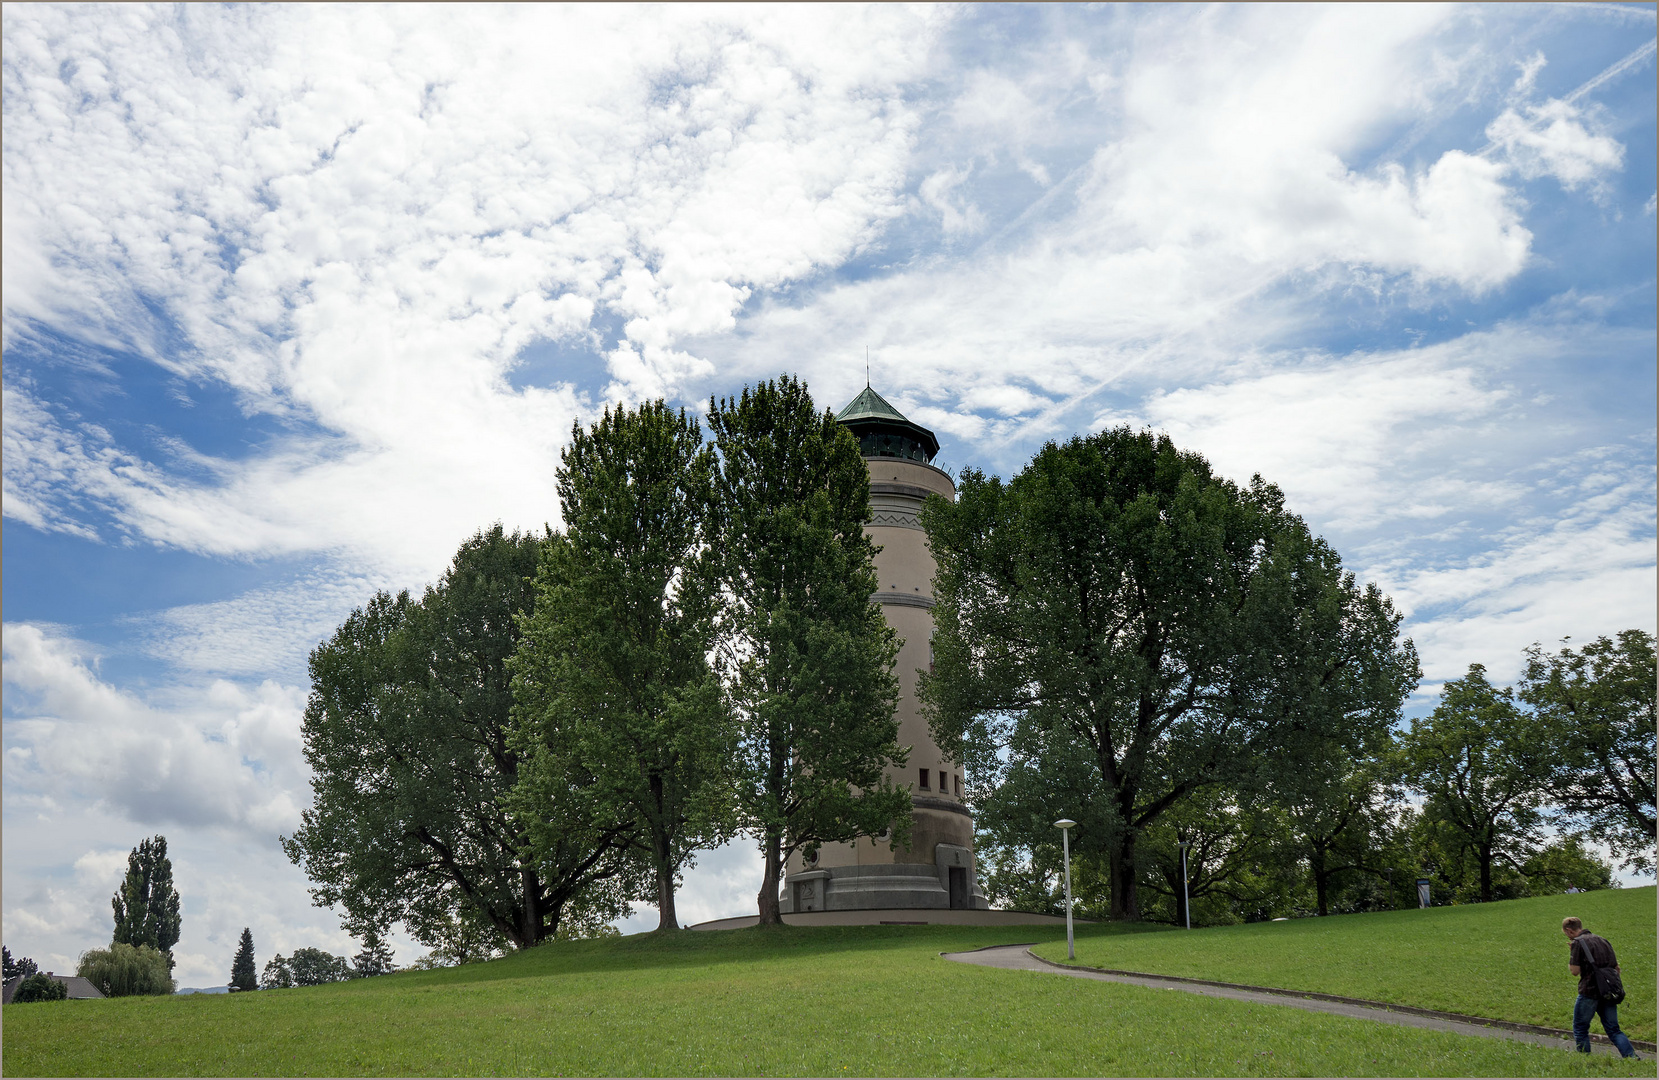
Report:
943,944,1651,1059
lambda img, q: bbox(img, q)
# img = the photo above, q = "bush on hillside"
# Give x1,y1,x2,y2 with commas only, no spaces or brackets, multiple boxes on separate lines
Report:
11,972,69,1003
76,942,174,996
288,947,351,985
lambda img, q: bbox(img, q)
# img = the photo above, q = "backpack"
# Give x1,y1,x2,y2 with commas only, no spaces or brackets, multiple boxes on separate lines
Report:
1580,934,1626,1005
1593,963,1626,1005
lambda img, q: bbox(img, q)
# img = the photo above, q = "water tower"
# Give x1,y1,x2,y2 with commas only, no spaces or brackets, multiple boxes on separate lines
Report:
778,385,987,914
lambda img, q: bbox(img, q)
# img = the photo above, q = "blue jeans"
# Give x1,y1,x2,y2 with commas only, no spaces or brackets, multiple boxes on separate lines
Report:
1574,994,1637,1057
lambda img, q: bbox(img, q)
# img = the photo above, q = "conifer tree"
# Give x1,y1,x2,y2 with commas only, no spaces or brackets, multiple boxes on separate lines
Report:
230,928,257,991
112,836,182,971
352,930,396,977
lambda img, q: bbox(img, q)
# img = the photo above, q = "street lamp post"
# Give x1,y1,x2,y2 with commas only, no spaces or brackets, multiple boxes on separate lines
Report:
1177,840,1191,930
1055,819,1077,960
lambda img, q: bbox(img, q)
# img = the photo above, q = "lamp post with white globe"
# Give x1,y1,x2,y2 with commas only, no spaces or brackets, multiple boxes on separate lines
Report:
1055,819,1077,960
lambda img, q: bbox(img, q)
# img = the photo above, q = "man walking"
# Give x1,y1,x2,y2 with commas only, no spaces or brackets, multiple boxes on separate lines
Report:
1563,916,1638,1058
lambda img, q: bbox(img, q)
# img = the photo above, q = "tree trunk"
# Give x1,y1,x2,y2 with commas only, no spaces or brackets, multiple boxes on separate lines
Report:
654,845,679,931
1478,841,1493,903
1312,848,1329,917
519,866,543,947
757,830,784,926
1109,829,1139,921
647,773,680,931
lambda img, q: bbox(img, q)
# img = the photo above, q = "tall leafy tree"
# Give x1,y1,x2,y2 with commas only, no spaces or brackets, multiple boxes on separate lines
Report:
284,526,636,951
509,402,731,932
1520,630,1657,874
112,835,182,971
921,428,1418,920
261,954,293,990
708,377,909,924
288,947,350,986
1270,734,1404,916
230,928,257,991
1137,787,1291,927
1398,664,1550,902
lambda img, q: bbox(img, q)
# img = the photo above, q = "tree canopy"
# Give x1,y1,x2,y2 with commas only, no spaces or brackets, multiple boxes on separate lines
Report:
230,928,257,991
1520,630,1657,874
1396,664,1550,903
112,836,182,971
509,401,732,932
284,526,637,950
11,973,67,1003
707,377,908,924
4,946,39,981
77,942,174,996
920,427,1419,919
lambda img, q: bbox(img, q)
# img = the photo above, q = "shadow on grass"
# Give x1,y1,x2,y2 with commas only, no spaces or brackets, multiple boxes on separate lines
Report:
348,919,1170,990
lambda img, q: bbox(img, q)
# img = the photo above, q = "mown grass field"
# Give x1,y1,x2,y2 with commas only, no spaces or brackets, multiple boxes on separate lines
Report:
4,908,1654,1077
1034,884,1657,1044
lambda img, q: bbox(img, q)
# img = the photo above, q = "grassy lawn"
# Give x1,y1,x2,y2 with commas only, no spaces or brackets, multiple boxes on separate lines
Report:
5,919,1655,1077
1034,885,1657,1043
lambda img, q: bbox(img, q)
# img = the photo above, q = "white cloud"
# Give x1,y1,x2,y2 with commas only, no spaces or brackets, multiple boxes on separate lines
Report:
918,166,985,238
1487,98,1625,190
142,574,388,682
2,622,308,836
1380,452,1657,687
1101,337,1517,532
2,4,943,574
1511,51,1548,97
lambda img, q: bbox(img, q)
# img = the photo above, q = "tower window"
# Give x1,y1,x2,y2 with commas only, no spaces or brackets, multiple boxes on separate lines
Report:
938,770,948,793
918,768,930,790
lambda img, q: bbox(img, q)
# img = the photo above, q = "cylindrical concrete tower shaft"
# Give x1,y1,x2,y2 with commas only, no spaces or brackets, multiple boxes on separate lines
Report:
778,386,986,914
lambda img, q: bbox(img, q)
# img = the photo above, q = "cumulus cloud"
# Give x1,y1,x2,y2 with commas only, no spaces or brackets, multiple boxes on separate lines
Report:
1487,98,1624,190
2,622,308,836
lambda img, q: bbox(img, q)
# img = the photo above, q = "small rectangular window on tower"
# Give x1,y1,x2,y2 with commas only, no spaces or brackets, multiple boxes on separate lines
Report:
954,774,961,796
918,768,930,790
938,770,948,793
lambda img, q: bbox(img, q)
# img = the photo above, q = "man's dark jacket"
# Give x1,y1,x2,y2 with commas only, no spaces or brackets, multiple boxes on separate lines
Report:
1570,931,1619,998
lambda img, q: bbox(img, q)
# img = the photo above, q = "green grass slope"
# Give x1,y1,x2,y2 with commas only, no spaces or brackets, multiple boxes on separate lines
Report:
1034,885,1657,1042
4,920,1652,1077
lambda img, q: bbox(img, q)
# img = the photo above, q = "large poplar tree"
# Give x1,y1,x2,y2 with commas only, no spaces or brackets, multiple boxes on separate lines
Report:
284,526,636,950
920,427,1418,920
112,835,182,971
708,377,909,925
509,401,731,932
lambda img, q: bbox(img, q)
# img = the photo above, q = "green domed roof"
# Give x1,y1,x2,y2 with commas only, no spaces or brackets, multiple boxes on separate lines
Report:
835,385,939,463
835,385,909,424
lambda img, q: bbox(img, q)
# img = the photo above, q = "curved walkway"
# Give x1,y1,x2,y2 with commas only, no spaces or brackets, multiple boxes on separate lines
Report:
942,944,1651,1058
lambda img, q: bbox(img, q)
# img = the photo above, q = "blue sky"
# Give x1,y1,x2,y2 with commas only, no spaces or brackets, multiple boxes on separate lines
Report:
4,3,1654,983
